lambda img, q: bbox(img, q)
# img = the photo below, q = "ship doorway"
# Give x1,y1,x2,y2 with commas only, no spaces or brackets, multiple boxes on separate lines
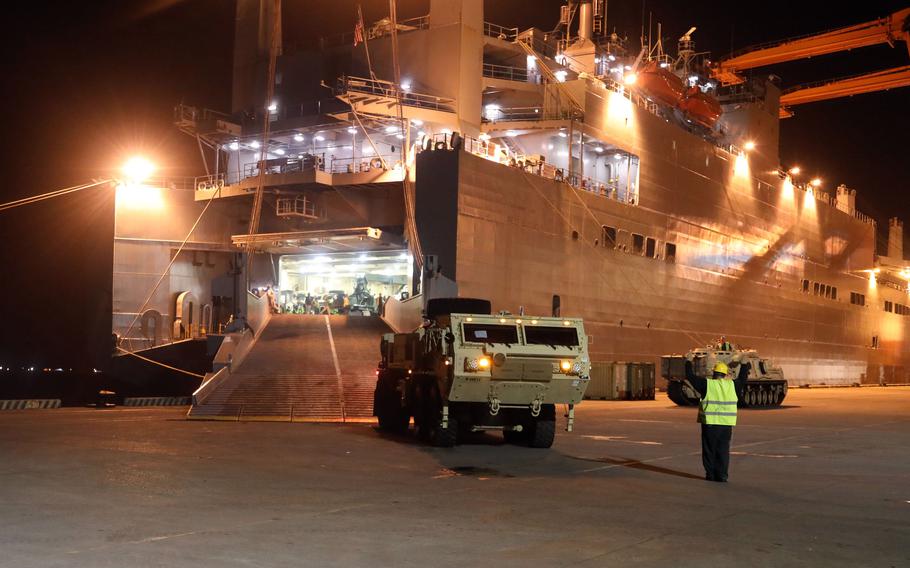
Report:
277,250,411,315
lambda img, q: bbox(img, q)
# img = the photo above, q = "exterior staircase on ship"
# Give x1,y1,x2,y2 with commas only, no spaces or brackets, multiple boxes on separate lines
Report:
188,314,387,422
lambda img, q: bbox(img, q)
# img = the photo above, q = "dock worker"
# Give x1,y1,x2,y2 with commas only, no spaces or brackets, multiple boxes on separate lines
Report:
690,361,738,482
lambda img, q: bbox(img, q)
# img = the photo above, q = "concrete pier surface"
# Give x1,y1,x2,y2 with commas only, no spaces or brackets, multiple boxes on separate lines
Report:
1,387,908,567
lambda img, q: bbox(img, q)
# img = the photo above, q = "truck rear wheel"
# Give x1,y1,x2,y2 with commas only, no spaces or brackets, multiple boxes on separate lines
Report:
414,378,458,447
430,417,458,448
374,372,410,434
377,405,410,434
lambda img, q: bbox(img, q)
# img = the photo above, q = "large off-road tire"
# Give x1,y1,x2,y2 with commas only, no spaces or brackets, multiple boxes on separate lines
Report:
667,381,685,405
414,377,457,447
667,381,697,406
377,405,410,434
430,416,458,448
524,404,556,448
527,419,556,448
374,372,410,434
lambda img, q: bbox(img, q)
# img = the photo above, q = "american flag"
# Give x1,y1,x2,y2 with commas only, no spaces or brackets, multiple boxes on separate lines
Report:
353,7,364,46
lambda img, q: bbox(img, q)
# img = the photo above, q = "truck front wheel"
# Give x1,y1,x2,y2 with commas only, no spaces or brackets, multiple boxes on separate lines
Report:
526,418,556,448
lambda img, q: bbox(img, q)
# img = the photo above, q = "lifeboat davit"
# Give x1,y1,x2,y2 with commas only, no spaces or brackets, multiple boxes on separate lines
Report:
635,61,685,107
678,86,723,129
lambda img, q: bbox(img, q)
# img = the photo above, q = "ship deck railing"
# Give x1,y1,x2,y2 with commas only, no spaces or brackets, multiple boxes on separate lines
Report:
482,62,529,83
483,21,519,42
336,75,457,113
483,105,578,122
198,151,401,188
426,133,637,206
311,15,429,51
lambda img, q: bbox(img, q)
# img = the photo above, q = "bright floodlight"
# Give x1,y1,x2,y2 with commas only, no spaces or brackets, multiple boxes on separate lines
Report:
293,133,305,142
122,156,155,183
623,73,638,85
744,141,756,151
789,166,801,175
810,178,822,187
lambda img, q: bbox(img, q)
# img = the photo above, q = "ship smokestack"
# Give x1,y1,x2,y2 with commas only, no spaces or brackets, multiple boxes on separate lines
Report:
888,217,904,260
578,1,593,41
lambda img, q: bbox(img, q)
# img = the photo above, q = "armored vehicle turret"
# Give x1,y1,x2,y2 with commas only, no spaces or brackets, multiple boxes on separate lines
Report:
373,298,590,447
661,340,788,408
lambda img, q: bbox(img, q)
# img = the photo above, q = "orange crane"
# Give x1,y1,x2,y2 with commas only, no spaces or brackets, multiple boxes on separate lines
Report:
710,8,910,116
713,8,909,84
778,65,910,117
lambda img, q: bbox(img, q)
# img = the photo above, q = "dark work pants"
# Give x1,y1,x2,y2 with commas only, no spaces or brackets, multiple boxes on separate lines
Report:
701,424,733,481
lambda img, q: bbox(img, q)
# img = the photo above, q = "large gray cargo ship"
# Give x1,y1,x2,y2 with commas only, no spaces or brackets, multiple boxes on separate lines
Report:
110,1,910,394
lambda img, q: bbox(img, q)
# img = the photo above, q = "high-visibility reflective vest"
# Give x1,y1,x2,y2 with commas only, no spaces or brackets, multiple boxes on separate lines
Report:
698,378,738,426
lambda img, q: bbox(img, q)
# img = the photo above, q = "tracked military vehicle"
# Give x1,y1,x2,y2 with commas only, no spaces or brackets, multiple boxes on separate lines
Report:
373,298,590,447
661,340,788,408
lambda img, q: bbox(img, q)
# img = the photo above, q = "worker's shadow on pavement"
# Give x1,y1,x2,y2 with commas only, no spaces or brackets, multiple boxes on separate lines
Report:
567,454,705,480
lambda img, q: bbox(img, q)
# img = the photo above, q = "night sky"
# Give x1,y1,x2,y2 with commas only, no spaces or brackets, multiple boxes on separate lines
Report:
1,0,908,366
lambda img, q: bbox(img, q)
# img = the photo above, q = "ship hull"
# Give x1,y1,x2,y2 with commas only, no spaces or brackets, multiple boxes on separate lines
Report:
416,145,907,386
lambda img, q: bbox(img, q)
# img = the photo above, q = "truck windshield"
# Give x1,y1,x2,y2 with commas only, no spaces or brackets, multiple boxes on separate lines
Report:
462,323,519,344
524,325,579,347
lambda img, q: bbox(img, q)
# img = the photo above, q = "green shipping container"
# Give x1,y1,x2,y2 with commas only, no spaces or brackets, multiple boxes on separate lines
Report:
585,362,616,399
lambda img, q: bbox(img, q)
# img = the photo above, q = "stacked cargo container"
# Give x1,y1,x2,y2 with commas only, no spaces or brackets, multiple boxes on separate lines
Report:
584,362,655,400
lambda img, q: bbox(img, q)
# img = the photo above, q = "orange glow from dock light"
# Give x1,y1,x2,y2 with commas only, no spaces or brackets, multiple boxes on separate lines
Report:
789,166,801,175
744,141,755,151
116,183,164,210
734,152,749,178
121,156,155,183
810,178,822,188
623,72,638,85
803,187,816,209
782,177,795,200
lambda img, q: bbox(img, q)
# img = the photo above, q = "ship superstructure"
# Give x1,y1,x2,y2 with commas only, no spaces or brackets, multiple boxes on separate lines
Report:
111,0,910,398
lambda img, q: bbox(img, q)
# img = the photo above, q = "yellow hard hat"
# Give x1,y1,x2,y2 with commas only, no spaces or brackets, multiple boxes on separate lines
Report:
712,361,729,375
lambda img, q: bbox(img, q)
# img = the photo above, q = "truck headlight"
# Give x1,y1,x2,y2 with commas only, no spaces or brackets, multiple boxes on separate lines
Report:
465,356,491,372
554,359,583,375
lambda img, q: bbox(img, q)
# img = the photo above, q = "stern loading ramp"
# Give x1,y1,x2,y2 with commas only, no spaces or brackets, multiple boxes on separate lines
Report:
189,314,390,421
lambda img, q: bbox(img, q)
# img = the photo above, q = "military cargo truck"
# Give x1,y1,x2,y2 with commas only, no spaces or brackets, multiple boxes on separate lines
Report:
661,340,788,408
373,298,590,447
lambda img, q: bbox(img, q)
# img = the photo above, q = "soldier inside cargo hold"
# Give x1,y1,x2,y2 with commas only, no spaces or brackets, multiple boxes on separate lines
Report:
690,361,738,482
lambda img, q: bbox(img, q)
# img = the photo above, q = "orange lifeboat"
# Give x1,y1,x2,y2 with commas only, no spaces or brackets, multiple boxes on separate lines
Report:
635,61,685,107
678,86,723,129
